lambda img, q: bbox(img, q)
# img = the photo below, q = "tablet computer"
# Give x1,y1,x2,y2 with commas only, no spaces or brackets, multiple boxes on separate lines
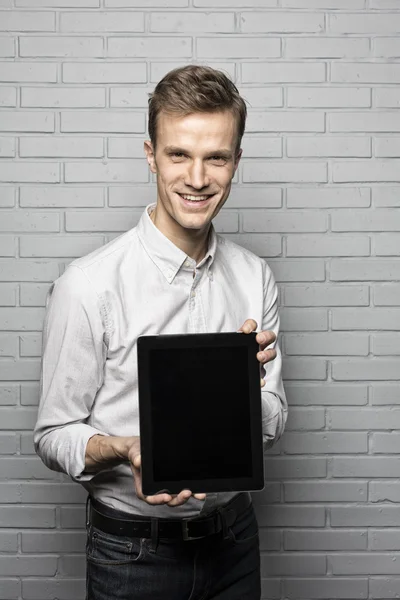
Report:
137,332,264,496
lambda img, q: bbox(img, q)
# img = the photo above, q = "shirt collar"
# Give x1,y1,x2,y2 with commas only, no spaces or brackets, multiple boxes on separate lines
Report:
136,204,217,284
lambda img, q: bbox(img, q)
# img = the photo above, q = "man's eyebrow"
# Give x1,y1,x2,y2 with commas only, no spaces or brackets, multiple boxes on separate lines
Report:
164,146,233,158
164,145,187,154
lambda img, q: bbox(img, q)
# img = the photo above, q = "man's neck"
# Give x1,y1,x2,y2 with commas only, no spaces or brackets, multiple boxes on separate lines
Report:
150,207,210,265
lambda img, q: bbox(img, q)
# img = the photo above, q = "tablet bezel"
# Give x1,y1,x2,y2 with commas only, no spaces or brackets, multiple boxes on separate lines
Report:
137,332,264,496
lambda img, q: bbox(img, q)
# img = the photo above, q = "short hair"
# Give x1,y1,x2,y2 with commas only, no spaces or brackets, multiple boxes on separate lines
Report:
148,65,247,154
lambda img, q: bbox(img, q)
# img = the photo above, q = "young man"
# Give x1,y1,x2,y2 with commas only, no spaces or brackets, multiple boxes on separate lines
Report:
34,65,287,600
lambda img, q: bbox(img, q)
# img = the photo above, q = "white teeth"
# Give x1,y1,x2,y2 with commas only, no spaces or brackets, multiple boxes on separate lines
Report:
181,194,210,201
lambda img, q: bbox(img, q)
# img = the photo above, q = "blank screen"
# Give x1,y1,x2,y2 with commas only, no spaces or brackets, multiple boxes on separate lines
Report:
149,345,252,482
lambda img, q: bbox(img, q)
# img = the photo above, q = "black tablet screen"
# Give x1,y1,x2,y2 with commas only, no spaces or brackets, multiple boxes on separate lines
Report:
149,345,253,482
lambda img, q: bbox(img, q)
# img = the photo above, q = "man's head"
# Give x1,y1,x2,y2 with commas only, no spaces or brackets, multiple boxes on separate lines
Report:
144,65,247,243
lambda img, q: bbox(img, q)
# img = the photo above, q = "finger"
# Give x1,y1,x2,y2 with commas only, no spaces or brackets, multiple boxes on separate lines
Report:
256,330,276,349
257,348,277,365
193,493,206,501
238,319,258,334
260,378,266,388
167,489,192,507
145,492,174,505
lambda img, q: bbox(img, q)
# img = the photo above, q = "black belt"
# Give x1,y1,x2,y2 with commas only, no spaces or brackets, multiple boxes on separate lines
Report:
89,493,251,542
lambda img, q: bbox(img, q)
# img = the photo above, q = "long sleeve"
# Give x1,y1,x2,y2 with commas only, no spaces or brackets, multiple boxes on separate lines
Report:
34,265,109,481
260,262,288,449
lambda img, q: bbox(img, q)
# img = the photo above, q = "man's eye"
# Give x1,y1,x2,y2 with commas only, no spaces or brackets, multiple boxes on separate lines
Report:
171,152,185,159
210,156,227,164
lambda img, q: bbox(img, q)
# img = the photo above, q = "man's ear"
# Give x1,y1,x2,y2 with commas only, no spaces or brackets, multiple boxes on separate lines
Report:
144,140,157,174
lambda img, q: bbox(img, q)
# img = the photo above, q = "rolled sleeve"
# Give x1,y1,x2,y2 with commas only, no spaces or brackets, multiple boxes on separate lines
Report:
34,265,108,481
260,262,288,449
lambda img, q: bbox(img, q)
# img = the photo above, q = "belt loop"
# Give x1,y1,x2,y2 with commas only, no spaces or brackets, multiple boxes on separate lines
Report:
149,518,159,554
86,496,91,531
217,507,229,540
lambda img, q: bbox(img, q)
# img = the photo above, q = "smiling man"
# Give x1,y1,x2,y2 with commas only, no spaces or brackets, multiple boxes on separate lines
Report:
34,65,287,600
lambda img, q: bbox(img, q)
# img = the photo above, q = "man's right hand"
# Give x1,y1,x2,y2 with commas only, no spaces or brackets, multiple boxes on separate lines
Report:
85,434,206,507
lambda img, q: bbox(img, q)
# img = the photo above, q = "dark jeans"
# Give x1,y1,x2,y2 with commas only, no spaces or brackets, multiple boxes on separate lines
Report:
86,500,261,600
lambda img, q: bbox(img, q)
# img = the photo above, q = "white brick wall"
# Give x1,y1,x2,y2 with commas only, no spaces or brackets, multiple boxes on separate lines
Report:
0,1,399,598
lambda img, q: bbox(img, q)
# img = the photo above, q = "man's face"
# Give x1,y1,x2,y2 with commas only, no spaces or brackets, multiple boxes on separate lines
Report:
144,110,242,237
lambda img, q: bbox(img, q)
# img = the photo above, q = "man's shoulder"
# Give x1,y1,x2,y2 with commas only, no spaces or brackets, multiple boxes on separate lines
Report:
71,226,139,273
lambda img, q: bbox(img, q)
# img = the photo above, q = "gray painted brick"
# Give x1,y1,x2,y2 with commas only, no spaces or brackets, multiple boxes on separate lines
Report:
20,136,104,158
0,260,59,282
261,554,326,576
228,187,282,208
21,383,40,405
287,136,370,158
223,234,282,258
332,359,399,381
110,36,192,58
283,578,368,599
20,36,103,58
0,308,45,331
22,531,86,553
21,86,106,108
333,159,400,182
280,308,328,331
243,211,327,232
370,482,400,504
241,136,282,158
108,137,150,158
370,529,400,550
370,578,400,599
0,136,16,157
247,112,324,133
373,283,400,305
332,457,400,478
288,86,370,108
150,61,236,83
61,111,145,133
20,236,105,258
287,235,369,257
332,308,400,330
0,385,18,405
61,11,144,32
282,357,327,380
0,86,17,106
197,37,280,59
330,12,400,33
20,432,35,454
0,62,57,83
60,506,86,529
285,407,325,430
0,506,56,528
58,554,86,577
0,532,17,552
283,432,368,455
0,111,54,133
0,556,57,576
63,62,146,83
0,433,18,454
285,384,368,406
332,62,400,83
374,87,400,108
256,506,325,528
242,62,326,83
0,235,15,256
0,12,55,32
17,0,99,4
239,87,283,108
0,187,16,208
20,186,104,208
0,407,38,428
374,233,400,255
371,433,400,453
332,112,400,133
243,161,327,183
0,36,15,57
65,161,148,183
284,285,369,307
151,12,235,33
375,137,400,158
22,579,85,600
286,36,369,58
267,260,325,282
0,163,59,183
330,408,400,431
287,187,370,208
241,11,324,33
252,483,281,506
265,457,327,479
285,333,368,357
331,259,400,280
372,333,400,355
0,580,19,600
261,578,281,600
284,0,365,4
285,529,367,551
194,0,277,4
20,285,50,307
330,553,400,575
371,384,400,405
258,528,281,551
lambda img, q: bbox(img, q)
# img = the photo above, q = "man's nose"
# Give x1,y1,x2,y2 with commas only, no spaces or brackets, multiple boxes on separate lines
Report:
186,160,209,190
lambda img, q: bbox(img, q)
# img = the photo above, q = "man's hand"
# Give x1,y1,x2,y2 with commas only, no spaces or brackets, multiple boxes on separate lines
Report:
85,435,206,507
238,319,277,388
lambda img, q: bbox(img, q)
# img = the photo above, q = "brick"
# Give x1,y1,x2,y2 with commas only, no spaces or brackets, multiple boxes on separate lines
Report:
0,556,57,576
109,185,156,206
0,235,14,256
0,112,54,133
374,37,400,58
63,62,146,83
151,61,236,83
0,580,19,600
61,111,144,133
283,578,368,599
332,112,400,133
243,211,327,232
0,505,56,527
19,333,42,357
371,383,400,405
61,11,143,32
285,333,369,356
330,553,400,575
0,532,17,552
0,483,19,503
371,529,400,551
288,86,370,108
22,530,85,553
242,62,325,83
261,554,326,576
228,186,282,208
257,505,325,527
20,235,105,258
266,260,325,282
375,137,400,158
241,11,324,33
286,36,369,58
20,432,35,454
223,234,281,258
239,87,282,108
258,528,281,551
332,209,400,231
0,433,18,454
284,530,367,552
333,308,400,331
110,85,154,108
151,12,235,33
375,233,400,255
284,432,367,454
0,212,60,233
252,483,281,506
371,484,400,504
22,579,85,600
282,357,327,380
0,260,59,282
332,457,400,478
21,482,87,504
0,136,15,157
0,163,59,183
284,285,369,307
332,62,400,83
287,137,371,158
331,259,400,280
284,0,365,4
65,161,148,183
333,359,399,381
0,62,57,82
285,482,367,503
244,162,327,183
285,383,368,406
286,407,325,430
21,86,105,108
372,433,400,454
287,235,370,257
280,308,328,331
66,209,142,231
0,385,18,405
0,12,55,31
195,0,277,4
374,87,400,108
20,36,103,57
370,579,400,599
20,136,104,158
261,579,281,600
373,333,400,355
0,36,14,57
265,457,327,479
0,333,17,357
0,86,16,106
60,506,86,529
0,308,45,331
329,408,400,429
330,12,400,33
0,187,15,207
213,211,239,234
247,112,324,133
0,407,38,428
59,554,86,576
287,187,370,208
21,382,40,405
17,0,99,4
374,281,400,305
371,0,400,4
108,0,188,4
108,36,192,58
20,284,50,307
20,186,104,208
197,37,280,58
108,136,155,158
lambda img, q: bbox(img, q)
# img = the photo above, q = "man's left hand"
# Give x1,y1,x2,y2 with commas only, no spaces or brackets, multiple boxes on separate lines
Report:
238,319,277,388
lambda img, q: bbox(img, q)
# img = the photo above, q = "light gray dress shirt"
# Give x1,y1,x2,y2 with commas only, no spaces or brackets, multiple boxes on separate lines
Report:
34,204,287,518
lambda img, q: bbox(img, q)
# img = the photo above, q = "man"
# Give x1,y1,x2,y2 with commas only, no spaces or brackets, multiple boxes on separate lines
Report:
34,65,287,600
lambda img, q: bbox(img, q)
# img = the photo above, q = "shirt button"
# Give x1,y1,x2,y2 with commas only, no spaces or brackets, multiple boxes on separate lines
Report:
184,260,191,268
191,291,196,298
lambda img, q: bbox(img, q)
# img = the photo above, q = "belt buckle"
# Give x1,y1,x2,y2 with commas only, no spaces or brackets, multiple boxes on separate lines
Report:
181,519,205,541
